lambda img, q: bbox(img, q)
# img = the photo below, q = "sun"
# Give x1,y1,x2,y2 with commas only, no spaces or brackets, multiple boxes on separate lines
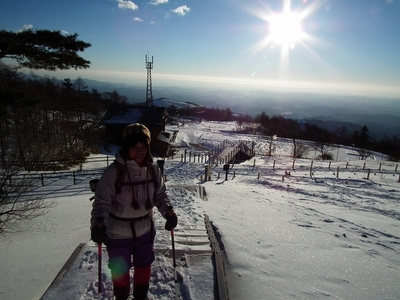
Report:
250,0,322,53
268,12,304,49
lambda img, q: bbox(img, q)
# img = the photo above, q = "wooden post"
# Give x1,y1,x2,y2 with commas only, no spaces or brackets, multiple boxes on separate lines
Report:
273,160,276,170
282,175,285,182
363,162,366,170
336,167,339,178
73,171,76,185
258,173,260,180
310,161,314,178
205,166,211,182
346,162,349,169
181,154,183,162
253,159,256,169
395,164,398,172
367,169,371,180
199,185,203,199
292,160,295,170
379,163,382,171
41,174,44,186
328,161,331,170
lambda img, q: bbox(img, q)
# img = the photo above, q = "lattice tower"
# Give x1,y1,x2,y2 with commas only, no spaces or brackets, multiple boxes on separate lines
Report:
145,55,154,107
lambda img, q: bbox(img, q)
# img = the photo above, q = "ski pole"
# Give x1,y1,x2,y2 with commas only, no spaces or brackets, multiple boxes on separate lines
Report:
98,243,102,296
171,229,178,299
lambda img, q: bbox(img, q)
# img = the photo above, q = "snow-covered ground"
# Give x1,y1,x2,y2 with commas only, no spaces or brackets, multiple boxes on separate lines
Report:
0,121,399,300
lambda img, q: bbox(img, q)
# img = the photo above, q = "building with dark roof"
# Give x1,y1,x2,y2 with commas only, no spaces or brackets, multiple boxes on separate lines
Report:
101,104,170,156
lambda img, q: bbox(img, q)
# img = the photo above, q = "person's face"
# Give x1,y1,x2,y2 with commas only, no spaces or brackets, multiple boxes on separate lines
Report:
128,142,148,164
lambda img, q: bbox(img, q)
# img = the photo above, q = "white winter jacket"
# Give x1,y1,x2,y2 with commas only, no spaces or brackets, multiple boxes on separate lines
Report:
91,150,172,239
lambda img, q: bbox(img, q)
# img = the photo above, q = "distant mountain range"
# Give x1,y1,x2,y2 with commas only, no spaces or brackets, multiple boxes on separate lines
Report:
84,79,400,140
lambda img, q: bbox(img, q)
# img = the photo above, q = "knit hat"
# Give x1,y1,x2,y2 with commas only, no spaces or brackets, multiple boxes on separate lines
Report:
121,123,151,157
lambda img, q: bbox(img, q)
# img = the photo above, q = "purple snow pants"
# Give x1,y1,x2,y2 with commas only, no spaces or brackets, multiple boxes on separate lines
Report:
106,230,155,298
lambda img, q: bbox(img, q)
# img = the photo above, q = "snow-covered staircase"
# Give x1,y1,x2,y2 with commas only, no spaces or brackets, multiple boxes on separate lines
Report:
159,228,212,256
206,139,254,165
38,216,222,300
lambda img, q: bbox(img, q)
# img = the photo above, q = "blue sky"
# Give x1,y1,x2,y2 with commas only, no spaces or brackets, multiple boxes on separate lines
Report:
2,0,400,98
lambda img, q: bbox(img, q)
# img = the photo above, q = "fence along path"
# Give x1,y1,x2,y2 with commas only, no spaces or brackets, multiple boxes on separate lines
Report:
6,156,113,188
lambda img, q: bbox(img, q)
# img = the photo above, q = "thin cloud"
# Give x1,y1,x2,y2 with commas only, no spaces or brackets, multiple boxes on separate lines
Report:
170,5,190,16
148,0,168,5
18,25,68,35
134,17,144,22
19,24,33,32
116,0,138,10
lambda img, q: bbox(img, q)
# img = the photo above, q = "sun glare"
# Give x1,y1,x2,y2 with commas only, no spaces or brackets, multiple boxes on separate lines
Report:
269,12,303,49
249,0,325,54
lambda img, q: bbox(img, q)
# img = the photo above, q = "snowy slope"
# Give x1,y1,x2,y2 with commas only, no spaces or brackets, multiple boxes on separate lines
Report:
0,121,399,300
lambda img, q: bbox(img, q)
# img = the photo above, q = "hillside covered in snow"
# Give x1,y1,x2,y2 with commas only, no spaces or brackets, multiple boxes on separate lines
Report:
0,120,399,300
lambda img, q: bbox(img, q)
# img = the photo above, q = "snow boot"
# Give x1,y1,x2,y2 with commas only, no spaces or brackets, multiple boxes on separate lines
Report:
113,286,130,300
133,283,149,300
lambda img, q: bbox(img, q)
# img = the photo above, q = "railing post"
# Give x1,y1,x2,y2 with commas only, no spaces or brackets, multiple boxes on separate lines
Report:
310,161,313,178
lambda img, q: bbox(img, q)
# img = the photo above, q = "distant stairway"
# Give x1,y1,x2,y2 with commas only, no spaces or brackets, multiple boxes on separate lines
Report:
206,139,254,165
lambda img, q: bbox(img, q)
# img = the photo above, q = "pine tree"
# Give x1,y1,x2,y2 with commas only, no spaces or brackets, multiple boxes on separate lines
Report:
0,29,91,71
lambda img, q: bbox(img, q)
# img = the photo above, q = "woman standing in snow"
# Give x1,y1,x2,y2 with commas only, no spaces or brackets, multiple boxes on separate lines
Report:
90,123,178,300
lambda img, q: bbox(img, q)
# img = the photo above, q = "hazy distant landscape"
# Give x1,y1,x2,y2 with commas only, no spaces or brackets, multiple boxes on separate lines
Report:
84,78,400,140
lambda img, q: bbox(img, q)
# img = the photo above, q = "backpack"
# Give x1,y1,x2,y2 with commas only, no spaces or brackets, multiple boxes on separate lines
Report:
114,160,160,194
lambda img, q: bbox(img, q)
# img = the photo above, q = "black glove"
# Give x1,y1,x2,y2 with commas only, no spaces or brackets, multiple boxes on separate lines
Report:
91,223,109,244
165,212,178,231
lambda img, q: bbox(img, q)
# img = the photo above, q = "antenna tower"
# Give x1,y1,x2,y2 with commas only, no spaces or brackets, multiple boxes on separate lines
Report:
145,55,154,107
